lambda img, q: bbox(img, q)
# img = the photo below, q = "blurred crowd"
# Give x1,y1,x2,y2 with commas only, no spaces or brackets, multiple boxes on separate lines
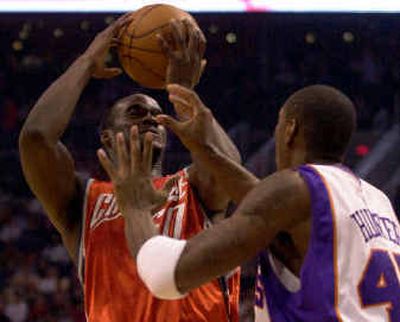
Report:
0,12,399,321
0,199,84,322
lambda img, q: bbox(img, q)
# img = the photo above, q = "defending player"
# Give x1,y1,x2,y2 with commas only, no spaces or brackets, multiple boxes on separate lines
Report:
100,84,400,322
19,16,241,322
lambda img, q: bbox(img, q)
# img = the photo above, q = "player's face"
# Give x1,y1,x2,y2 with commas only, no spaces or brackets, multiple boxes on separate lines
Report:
110,94,167,151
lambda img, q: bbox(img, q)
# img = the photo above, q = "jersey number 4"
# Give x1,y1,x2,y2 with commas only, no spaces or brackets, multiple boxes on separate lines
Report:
358,249,400,321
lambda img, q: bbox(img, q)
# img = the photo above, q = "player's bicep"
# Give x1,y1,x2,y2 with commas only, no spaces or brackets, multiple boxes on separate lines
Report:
19,134,79,233
176,169,310,292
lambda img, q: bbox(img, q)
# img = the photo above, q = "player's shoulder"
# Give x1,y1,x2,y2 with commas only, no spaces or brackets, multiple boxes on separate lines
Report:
82,178,116,208
260,168,308,193
87,177,113,192
360,178,393,208
361,178,386,196
268,168,311,210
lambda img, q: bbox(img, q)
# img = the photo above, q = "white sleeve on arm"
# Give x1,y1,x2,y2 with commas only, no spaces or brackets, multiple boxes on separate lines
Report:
136,236,188,300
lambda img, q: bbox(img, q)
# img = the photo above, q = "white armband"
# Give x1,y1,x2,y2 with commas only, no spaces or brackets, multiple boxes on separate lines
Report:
137,236,187,300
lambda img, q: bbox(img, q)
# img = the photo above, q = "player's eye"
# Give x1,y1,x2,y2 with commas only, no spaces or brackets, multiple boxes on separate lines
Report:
151,109,162,116
126,105,148,118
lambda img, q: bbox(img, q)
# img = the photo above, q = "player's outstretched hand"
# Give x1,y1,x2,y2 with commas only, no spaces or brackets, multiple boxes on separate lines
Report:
97,126,176,214
156,84,213,154
157,18,206,88
82,13,132,79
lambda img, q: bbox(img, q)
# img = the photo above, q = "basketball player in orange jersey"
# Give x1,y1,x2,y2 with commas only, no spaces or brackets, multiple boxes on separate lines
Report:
19,15,241,322
99,83,400,322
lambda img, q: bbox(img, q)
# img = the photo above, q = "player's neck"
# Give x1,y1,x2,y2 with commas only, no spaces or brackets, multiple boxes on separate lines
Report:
304,152,342,166
151,160,162,177
288,150,342,168
151,148,163,177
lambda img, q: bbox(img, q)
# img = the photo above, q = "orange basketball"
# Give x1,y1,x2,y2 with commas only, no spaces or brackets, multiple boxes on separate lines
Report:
118,4,198,89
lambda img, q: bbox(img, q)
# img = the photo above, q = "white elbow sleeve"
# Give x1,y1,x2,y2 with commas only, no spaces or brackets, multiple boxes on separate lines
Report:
136,236,187,300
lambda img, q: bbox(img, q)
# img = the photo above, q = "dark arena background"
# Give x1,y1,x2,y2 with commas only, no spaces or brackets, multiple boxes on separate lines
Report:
0,3,400,321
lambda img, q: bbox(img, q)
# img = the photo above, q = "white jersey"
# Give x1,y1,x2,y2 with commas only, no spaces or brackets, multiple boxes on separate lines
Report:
254,164,400,322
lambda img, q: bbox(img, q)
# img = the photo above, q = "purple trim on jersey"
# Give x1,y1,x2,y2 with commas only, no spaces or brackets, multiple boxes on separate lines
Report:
257,251,292,322
256,165,340,321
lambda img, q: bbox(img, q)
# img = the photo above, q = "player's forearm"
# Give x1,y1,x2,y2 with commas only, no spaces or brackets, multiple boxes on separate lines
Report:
201,118,241,164
20,55,93,144
124,208,158,258
192,141,259,204
190,117,245,205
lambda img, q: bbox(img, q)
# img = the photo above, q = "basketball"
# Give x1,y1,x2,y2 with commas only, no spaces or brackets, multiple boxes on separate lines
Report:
117,4,198,89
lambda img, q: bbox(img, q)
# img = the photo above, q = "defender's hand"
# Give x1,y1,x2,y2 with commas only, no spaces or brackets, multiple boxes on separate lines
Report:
83,14,132,79
156,84,214,154
97,126,176,213
157,18,206,89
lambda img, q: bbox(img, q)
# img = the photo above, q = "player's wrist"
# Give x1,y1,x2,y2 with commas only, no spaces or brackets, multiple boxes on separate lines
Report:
166,64,201,89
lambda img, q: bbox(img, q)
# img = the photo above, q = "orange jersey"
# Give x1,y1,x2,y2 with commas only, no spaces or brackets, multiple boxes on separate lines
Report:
78,169,240,322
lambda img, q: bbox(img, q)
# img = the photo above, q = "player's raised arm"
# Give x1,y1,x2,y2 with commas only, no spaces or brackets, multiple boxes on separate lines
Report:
18,15,129,261
173,169,310,293
158,19,247,211
157,85,259,204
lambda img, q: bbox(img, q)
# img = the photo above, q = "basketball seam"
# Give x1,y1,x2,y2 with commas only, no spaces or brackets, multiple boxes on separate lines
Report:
132,4,162,38
127,4,162,79
131,23,170,40
119,43,163,54
121,54,165,80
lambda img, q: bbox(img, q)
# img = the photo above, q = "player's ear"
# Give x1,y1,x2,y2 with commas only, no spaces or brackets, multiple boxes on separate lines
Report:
284,118,298,147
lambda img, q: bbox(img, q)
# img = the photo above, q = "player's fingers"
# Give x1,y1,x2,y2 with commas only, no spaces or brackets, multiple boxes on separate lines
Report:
197,29,207,57
130,125,141,171
116,132,129,174
167,84,204,111
193,59,207,86
115,21,130,39
110,37,121,46
199,59,207,79
170,19,185,50
108,13,132,39
114,12,133,31
155,115,185,136
167,83,195,98
97,149,116,179
183,19,199,48
142,132,153,175
187,24,199,56
167,87,195,115
200,59,207,72
168,94,193,120
181,18,191,46
156,34,173,58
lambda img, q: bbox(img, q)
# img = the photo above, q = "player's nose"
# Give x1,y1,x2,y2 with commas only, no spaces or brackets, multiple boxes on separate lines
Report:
141,113,158,127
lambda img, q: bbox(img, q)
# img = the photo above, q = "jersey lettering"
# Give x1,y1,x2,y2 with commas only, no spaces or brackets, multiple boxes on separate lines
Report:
90,193,121,229
350,209,400,246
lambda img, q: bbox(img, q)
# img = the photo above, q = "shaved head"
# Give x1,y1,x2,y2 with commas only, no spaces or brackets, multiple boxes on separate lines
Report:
283,85,356,161
99,93,161,132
